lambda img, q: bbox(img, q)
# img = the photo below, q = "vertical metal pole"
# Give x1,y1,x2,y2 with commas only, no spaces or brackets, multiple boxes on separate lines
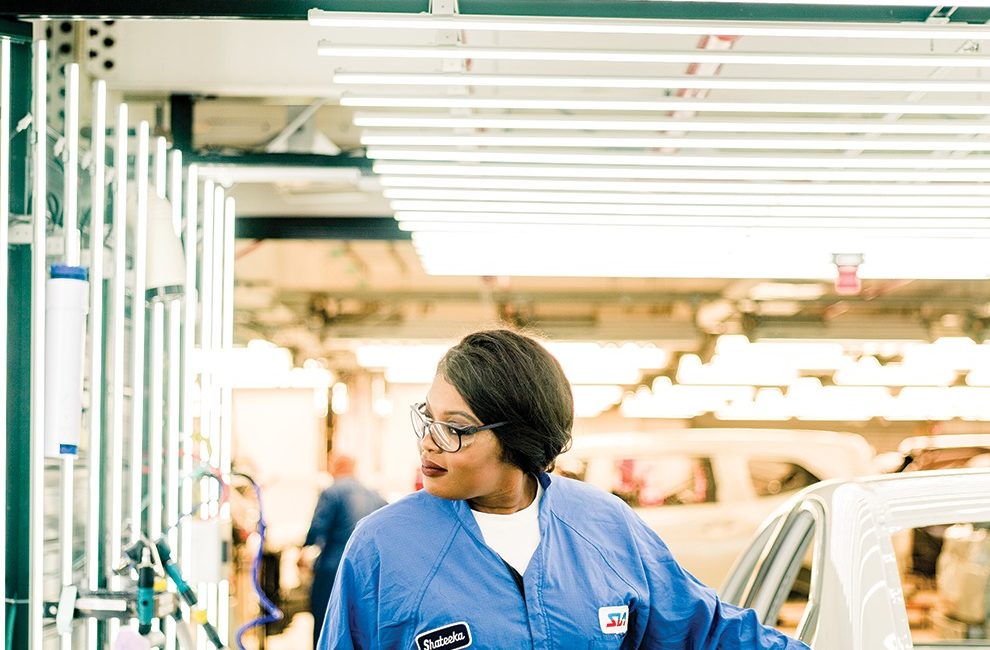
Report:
0,37,11,650
154,136,167,200
85,78,107,650
197,181,214,650
59,61,81,650
149,301,164,542
165,149,183,650
62,64,79,264
106,102,129,643
165,298,181,650
28,39,47,649
108,103,128,600
169,150,182,237
130,121,149,545
217,196,235,645
180,166,197,580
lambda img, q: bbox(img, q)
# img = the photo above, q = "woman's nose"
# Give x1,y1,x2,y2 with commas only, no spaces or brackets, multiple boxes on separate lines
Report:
419,431,442,453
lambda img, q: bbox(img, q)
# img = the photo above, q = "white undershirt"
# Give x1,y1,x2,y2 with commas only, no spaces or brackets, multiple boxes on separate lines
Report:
471,479,543,576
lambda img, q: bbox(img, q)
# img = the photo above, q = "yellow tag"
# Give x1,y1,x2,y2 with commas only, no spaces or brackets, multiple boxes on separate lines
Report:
154,578,168,592
192,609,208,625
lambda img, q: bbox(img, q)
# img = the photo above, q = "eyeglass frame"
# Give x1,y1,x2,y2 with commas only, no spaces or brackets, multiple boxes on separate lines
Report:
410,401,511,452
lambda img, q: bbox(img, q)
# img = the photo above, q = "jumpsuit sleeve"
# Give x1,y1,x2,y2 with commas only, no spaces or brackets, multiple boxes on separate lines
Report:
304,487,339,548
630,514,810,650
317,532,381,650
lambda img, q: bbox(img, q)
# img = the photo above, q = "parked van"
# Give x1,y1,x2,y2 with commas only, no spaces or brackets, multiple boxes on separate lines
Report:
555,428,875,587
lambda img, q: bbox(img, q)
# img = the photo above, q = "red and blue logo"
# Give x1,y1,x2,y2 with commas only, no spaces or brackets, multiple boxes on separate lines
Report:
598,605,629,634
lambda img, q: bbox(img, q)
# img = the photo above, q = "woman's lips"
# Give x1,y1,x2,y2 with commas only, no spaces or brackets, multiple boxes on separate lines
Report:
421,459,447,478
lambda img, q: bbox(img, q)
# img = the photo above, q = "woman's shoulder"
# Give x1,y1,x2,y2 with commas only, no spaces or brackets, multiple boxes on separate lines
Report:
548,475,629,521
351,489,457,545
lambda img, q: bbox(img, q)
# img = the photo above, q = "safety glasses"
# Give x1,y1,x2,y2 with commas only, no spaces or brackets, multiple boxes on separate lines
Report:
409,402,510,453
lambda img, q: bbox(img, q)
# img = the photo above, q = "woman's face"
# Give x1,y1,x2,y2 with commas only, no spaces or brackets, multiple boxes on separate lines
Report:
419,374,527,509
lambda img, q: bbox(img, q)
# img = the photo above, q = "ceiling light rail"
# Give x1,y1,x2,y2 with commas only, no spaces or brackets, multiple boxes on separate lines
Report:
366,148,990,168
355,114,990,135
372,162,990,181
361,133,990,151
335,72,990,93
390,200,990,218
309,10,990,40
377,176,990,196
383,188,990,206
345,95,990,114
320,43,990,68
395,209,990,229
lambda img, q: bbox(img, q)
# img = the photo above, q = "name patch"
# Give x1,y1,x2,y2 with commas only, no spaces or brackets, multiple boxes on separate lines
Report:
598,605,629,634
415,622,472,650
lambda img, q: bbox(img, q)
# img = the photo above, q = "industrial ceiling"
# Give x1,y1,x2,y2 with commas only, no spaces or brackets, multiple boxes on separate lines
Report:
5,1,990,367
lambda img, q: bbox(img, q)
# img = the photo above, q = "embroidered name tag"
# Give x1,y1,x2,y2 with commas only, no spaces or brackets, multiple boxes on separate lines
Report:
598,605,629,634
415,622,472,650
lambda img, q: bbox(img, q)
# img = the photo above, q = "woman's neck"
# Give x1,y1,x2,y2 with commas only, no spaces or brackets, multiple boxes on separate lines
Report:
469,473,537,514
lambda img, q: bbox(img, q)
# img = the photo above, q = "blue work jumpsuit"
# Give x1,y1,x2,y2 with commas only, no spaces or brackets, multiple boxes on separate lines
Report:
319,472,809,649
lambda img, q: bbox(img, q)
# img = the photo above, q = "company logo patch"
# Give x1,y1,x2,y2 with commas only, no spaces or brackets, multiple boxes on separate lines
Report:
415,621,472,650
598,605,629,634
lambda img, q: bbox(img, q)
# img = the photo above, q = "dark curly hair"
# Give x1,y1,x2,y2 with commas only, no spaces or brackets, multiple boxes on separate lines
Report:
437,329,573,475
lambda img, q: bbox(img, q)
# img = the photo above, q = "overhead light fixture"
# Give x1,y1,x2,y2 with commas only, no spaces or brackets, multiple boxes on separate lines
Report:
336,72,990,94
384,187,990,207
374,162,990,182
396,220,990,240
344,95,990,115
378,176,990,197
409,230,990,280
362,132,990,152
355,114,990,136
309,10,990,39
390,200,990,219
319,43,990,68
368,149,990,169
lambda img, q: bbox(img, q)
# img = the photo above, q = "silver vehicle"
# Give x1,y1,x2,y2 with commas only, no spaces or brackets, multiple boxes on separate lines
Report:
721,469,990,650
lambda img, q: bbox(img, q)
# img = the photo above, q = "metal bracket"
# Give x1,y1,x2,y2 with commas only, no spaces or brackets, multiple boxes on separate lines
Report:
44,589,178,623
55,586,78,635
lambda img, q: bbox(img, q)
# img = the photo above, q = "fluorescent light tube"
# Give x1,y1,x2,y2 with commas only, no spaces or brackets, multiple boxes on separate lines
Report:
384,188,990,207
362,132,990,151
398,221,990,240
391,199,990,219
367,148,990,169
394,213,990,232
319,43,990,68
379,177,990,197
372,162,990,182
344,95,990,114
410,231,990,280
336,72,990,93
309,10,990,39
355,114,990,135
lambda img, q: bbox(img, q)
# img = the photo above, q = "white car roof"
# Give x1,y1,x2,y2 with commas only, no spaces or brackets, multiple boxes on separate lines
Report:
786,467,990,531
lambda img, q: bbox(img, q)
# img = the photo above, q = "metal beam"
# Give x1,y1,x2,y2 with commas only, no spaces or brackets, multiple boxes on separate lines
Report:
169,94,193,155
189,152,372,170
3,1,990,23
235,216,409,240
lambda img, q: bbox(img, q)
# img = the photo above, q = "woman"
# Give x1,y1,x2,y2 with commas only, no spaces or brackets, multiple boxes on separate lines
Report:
319,329,808,649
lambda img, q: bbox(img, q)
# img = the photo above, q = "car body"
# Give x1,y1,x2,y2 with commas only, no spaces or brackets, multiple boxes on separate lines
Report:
721,469,990,650
556,428,875,586
875,434,990,578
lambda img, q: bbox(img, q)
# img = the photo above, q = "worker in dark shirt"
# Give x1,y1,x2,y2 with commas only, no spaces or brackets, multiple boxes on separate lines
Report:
300,454,386,648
